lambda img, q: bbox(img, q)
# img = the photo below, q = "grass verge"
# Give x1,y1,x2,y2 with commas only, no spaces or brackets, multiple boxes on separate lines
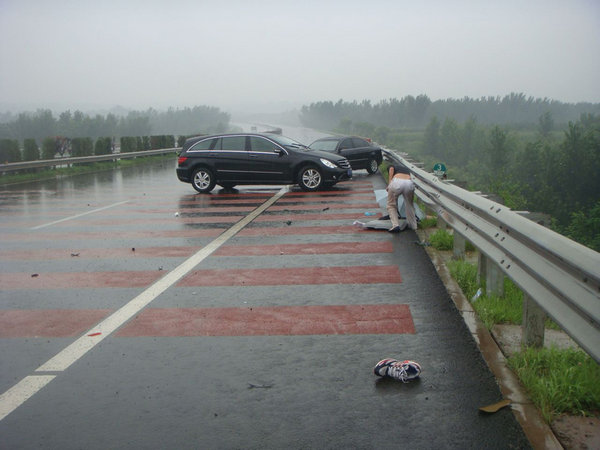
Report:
508,347,600,422
445,256,600,421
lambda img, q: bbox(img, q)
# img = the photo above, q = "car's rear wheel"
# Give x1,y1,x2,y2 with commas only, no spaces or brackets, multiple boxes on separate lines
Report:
367,158,379,174
191,167,216,193
298,166,323,191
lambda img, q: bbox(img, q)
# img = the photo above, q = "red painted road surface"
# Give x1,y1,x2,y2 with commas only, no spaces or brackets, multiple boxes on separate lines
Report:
0,165,531,449
116,304,415,337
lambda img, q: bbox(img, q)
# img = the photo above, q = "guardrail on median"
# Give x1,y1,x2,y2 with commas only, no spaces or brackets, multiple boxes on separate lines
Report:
382,149,600,363
0,147,179,173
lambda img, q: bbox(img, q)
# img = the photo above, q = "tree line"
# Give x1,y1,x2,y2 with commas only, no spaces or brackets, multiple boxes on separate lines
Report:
0,105,231,143
299,93,600,130
336,110,599,251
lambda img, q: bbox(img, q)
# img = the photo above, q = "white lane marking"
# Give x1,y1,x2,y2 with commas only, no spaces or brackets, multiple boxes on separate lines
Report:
0,375,56,421
0,187,287,421
30,200,129,230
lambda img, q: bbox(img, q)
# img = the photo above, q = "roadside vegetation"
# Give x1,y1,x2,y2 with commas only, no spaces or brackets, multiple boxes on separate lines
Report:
303,96,600,252
373,100,600,422
418,222,600,422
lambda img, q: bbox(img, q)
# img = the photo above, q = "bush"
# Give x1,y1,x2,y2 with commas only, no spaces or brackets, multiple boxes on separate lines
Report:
120,136,138,152
41,137,56,159
71,137,93,157
22,139,39,161
0,139,21,163
150,135,175,149
94,137,112,155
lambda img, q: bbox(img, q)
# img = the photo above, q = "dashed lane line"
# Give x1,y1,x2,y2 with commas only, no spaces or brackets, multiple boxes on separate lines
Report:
30,201,129,230
0,187,288,422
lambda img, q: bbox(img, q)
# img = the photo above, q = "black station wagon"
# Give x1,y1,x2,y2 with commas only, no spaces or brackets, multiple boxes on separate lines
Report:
176,133,352,193
308,136,383,174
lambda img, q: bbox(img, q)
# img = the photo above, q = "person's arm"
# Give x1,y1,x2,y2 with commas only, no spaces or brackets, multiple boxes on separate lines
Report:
386,166,395,190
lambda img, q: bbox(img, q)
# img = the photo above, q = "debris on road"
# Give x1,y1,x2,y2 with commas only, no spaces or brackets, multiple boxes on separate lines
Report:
479,399,511,413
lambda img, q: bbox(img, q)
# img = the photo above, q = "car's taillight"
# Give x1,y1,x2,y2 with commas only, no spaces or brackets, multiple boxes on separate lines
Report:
178,156,188,165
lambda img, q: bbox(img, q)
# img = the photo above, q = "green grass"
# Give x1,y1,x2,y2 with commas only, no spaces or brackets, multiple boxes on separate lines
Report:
508,347,600,422
446,258,599,420
418,216,437,229
429,229,454,250
0,154,176,185
447,259,479,300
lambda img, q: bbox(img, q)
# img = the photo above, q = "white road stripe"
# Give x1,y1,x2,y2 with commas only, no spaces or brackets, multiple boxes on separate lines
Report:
0,376,56,421
1,187,287,421
30,200,129,230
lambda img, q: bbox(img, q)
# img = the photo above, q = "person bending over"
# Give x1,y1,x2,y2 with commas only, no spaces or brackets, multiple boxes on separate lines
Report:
386,164,417,232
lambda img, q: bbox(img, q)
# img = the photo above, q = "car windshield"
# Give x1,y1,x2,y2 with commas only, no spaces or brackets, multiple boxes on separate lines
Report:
269,135,309,150
309,139,338,152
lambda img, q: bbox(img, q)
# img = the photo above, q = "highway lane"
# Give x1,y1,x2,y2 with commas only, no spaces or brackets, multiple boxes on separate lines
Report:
0,135,531,448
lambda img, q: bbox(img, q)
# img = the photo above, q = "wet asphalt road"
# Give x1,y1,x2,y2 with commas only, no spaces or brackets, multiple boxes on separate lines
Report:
0,144,531,448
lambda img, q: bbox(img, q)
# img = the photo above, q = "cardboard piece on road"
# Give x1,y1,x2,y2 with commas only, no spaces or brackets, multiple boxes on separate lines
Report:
479,399,511,413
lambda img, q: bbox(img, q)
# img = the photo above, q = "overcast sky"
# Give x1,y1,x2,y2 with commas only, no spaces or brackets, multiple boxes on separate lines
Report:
1,0,599,114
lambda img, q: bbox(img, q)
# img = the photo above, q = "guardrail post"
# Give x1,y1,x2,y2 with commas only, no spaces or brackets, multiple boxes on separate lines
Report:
521,293,546,348
453,232,466,260
478,253,504,296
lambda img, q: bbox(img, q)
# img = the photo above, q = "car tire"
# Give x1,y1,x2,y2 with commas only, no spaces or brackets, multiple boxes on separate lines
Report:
367,158,379,174
191,167,216,193
298,166,323,191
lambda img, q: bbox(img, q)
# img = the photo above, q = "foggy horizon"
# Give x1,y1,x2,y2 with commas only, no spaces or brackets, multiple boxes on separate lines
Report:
1,0,599,116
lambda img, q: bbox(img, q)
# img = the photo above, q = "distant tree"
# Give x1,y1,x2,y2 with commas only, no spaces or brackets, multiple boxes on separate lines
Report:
23,138,39,161
565,200,600,251
71,137,93,156
94,137,112,155
0,139,21,163
354,122,376,138
55,136,70,157
488,126,509,168
41,137,56,159
337,118,353,134
440,118,460,163
538,111,554,139
423,116,441,156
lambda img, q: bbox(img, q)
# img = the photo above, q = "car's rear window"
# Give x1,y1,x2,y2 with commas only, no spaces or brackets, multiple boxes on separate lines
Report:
189,138,217,151
309,140,338,152
353,138,370,147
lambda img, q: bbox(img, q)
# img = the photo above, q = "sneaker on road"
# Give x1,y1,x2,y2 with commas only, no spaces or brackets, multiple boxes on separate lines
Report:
374,359,421,382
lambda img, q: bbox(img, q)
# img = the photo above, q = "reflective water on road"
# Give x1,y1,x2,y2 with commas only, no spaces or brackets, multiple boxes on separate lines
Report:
0,124,333,217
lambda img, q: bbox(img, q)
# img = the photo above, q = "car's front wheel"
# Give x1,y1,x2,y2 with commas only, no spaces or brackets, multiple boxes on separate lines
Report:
367,158,379,174
298,166,323,191
191,167,216,193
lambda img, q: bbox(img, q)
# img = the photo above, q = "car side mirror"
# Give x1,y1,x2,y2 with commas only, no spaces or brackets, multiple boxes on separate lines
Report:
274,148,285,156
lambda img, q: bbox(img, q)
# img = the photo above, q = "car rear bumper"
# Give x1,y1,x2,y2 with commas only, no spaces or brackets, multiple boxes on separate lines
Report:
176,167,190,183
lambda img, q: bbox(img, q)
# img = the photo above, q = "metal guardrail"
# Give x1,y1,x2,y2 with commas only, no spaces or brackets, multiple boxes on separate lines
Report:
382,149,600,362
0,148,179,173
